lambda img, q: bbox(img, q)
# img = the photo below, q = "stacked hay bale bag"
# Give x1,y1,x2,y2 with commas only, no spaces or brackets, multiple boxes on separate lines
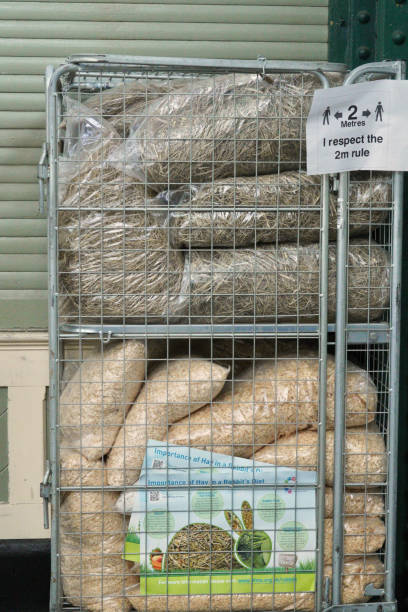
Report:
58,71,390,611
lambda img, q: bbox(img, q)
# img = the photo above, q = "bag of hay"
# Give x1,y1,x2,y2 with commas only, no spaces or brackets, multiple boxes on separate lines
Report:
325,488,384,518
58,100,187,321
59,451,107,488
59,99,124,203
60,489,137,611
106,356,230,486
253,423,386,486
324,516,385,563
181,238,390,323
167,351,377,458
59,339,145,460
110,73,340,189
166,172,390,248
61,530,136,612
84,77,188,135
59,206,186,320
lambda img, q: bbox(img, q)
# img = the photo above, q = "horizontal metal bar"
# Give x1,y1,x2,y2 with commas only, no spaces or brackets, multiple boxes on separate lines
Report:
326,603,396,612
59,482,318,492
58,323,390,344
67,53,347,74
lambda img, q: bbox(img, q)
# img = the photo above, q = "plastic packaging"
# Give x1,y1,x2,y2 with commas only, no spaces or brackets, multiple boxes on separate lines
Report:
182,238,390,323
166,172,391,248
59,340,145,460
325,488,384,518
59,208,185,320
59,451,107,488
59,99,122,203
106,357,230,486
85,77,188,136
324,516,385,563
61,519,135,612
254,423,386,486
167,352,377,458
109,73,336,189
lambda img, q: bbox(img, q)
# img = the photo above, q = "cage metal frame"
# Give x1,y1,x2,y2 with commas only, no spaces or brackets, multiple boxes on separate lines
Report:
42,55,404,612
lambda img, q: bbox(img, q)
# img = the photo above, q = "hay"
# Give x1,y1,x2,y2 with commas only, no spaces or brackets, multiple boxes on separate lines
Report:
59,99,122,203
126,556,384,611
166,523,239,572
253,424,386,486
59,340,145,460
167,351,377,458
325,488,384,518
58,115,185,321
85,78,187,129
111,73,340,189
183,239,390,323
58,106,187,320
59,150,151,212
107,356,229,486
59,207,185,320
167,172,390,248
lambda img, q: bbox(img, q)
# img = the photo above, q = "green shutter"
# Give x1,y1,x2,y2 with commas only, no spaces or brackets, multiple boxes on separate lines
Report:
0,0,328,330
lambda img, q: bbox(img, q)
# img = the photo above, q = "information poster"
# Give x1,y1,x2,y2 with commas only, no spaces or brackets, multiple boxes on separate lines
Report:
306,79,408,174
125,441,317,596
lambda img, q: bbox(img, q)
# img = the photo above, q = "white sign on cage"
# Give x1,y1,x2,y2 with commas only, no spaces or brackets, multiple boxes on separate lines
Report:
306,79,408,174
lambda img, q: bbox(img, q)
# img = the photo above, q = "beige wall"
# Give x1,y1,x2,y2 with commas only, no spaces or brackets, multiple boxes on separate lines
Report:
0,332,49,539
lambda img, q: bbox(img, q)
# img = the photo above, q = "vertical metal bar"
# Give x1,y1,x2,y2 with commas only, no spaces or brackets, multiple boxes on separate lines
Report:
47,66,59,612
331,170,349,606
47,63,78,612
316,171,329,610
312,69,331,612
385,56,405,599
331,59,405,608
385,170,404,601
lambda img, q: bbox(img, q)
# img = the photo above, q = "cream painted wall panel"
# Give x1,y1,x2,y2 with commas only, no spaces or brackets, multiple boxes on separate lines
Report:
0,341,49,387
0,502,48,538
8,386,46,504
0,333,49,539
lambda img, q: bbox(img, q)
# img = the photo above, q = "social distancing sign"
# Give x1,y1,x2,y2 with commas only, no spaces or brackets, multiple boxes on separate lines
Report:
306,79,408,174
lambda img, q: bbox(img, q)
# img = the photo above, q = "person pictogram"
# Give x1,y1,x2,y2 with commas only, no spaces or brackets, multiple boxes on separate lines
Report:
322,106,331,125
375,101,384,122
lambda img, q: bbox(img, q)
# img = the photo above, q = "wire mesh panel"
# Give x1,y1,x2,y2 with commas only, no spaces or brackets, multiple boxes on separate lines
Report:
45,56,403,612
